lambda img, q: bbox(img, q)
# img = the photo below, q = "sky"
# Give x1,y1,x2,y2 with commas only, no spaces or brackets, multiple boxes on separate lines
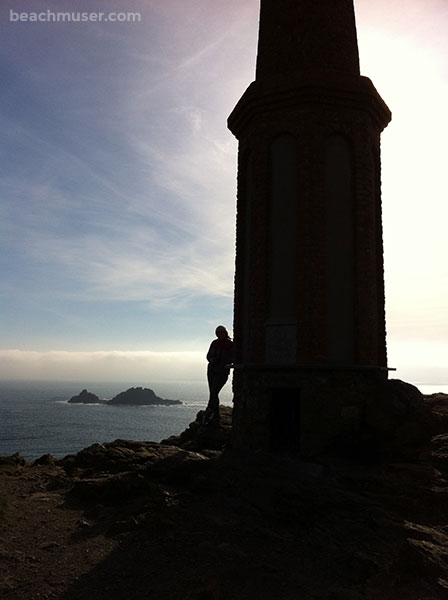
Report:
0,0,447,385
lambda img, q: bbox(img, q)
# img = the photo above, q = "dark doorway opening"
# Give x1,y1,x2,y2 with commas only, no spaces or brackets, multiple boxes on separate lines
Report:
270,388,301,451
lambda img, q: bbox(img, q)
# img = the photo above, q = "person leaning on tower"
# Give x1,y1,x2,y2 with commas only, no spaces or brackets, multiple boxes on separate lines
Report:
203,326,234,426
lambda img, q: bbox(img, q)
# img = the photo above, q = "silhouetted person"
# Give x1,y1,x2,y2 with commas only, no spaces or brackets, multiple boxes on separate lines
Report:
203,326,233,425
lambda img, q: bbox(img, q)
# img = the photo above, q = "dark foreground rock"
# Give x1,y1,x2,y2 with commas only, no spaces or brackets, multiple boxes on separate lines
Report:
162,405,233,451
1,403,448,599
424,393,448,433
330,380,440,462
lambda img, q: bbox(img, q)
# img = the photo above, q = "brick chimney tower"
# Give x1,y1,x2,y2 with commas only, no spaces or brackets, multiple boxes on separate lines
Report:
228,0,392,453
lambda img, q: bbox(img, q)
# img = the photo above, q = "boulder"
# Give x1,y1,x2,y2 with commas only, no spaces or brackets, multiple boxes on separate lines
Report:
33,454,56,466
424,393,448,434
330,380,439,461
162,405,232,452
0,452,25,470
364,379,437,460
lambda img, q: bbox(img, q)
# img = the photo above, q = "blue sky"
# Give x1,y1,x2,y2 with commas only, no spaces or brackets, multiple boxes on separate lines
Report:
1,0,447,385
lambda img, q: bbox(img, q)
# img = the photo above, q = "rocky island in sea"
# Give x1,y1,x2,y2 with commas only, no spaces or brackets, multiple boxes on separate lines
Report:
68,386,182,406
68,389,107,404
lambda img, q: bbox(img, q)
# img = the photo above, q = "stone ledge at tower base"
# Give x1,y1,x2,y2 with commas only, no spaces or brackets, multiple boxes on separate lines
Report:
232,366,435,461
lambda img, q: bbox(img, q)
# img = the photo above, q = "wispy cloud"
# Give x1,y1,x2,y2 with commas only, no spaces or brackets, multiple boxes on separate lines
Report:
1,0,248,314
0,349,205,382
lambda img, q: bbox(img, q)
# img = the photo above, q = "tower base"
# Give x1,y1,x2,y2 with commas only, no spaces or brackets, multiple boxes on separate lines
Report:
231,365,390,455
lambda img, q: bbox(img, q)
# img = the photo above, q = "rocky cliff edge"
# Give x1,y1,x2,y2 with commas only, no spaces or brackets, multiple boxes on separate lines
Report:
1,398,448,599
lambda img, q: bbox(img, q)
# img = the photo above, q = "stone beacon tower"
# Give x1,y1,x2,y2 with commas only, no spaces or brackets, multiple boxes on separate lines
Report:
228,0,392,453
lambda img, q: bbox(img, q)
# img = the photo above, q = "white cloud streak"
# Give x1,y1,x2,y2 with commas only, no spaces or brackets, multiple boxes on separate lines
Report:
0,349,205,382
1,1,249,310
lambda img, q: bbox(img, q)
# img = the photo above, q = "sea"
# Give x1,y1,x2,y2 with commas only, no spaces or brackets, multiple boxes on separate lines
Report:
0,380,233,461
0,380,446,461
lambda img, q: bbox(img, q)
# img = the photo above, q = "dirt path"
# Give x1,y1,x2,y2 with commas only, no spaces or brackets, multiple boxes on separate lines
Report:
0,463,118,599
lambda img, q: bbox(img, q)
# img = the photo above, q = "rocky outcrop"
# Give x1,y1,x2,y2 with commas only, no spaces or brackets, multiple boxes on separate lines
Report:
2,402,448,599
108,387,181,406
162,405,232,451
327,379,441,462
0,452,25,470
68,389,105,404
365,379,437,460
424,393,448,433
